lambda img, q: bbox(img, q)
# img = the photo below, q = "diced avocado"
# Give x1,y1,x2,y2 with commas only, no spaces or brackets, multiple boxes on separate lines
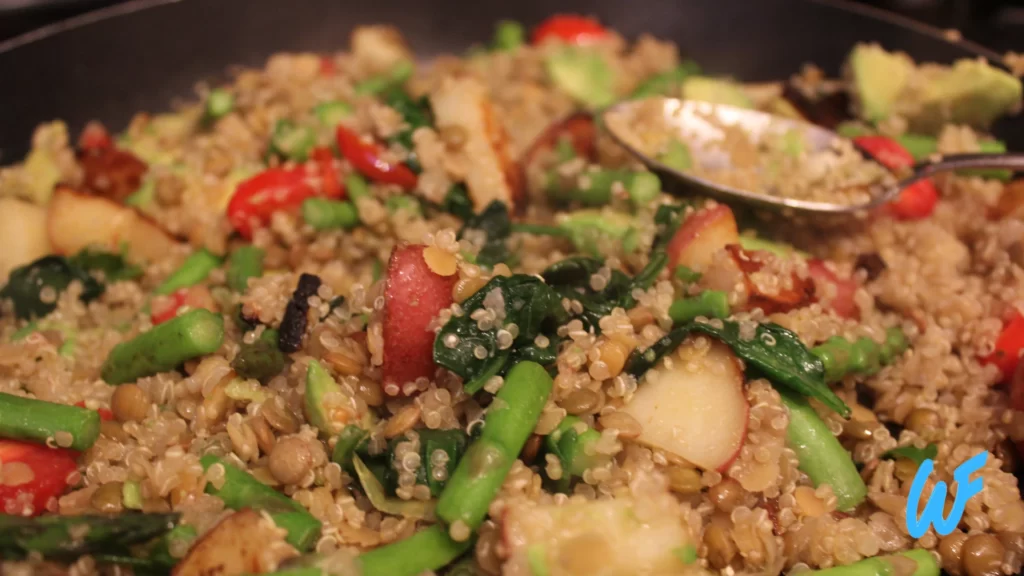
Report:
20,148,62,204
124,177,156,209
846,43,914,123
681,76,754,109
305,359,372,436
313,100,353,128
657,140,692,172
914,59,1023,131
558,209,637,255
545,47,616,108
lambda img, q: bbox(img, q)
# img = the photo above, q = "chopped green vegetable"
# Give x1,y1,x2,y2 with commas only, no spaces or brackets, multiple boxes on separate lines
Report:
527,545,550,576
441,183,474,220
881,444,938,466
382,85,433,173
797,549,938,576
359,525,473,576
306,359,372,436
346,173,372,202
0,392,100,451
204,88,234,124
459,200,512,267
69,248,143,283
302,197,360,230
547,168,659,207
268,119,316,162
780,389,866,511
331,424,370,468
657,140,693,172
436,361,553,531
673,544,698,565
557,210,637,256
226,245,265,292
314,100,353,128
122,481,143,510
231,327,285,382
353,455,436,519
674,265,701,283
0,255,104,320
492,20,525,51
737,235,808,259
631,61,702,99
545,47,615,108
155,248,222,295
386,195,422,217
812,328,908,383
0,513,179,560
668,290,730,324
544,415,605,491
355,61,415,96
101,309,225,385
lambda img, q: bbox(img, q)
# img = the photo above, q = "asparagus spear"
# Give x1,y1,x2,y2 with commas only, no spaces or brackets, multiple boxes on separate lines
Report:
812,327,909,383
0,513,179,559
0,392,100,451
155,248,222,295
668,290,730,325
436,361,553,533
231,327,285,382
226,245,265,292
101,309,225,385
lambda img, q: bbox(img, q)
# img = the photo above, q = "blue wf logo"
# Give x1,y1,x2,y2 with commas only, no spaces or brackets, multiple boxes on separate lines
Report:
905,451,987,538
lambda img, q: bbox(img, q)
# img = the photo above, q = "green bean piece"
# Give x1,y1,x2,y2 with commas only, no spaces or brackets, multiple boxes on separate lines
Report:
204,88,235,123
345,173,371,202
301,198,360,231
313,100,353,128
668,290,730,325
155,249,222,295
226,245,265,293
436,361,553,531
780,389,866,511
359,525,473,576
797,549,938,576
354,61,414,95
101,309,225,385
270,511,322,552
0,393,100,451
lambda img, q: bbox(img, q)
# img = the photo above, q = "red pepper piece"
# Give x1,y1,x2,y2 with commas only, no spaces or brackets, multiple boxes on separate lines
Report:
227,167,317,239
985,311,1024,382
532,14,609,45
150,288,189,325
0,439,79,516
319,56,337,77
77,121,114,152
335,126,417,190
73,401,115,422
806,259,860,320
853,135,938,221
311,146,345,199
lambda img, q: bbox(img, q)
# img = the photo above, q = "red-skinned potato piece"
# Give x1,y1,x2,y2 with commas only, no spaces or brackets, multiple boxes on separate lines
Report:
666,204,739,273
806,259,860,320
47,186,179,263
382,245,457,395
621,339,748,472
0,440,79,516
724,245,815,315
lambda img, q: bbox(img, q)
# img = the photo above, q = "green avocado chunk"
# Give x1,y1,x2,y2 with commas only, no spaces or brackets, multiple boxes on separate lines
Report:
545,47,616,108
847,43,914,123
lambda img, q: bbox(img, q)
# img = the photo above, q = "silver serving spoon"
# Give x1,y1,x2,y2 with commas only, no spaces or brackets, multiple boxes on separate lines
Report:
603,97,1024,215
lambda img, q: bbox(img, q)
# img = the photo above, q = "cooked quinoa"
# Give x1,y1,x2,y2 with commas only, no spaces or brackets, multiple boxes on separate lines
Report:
1,15,1024,576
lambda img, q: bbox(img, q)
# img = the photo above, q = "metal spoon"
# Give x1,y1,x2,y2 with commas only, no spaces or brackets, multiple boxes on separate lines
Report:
603,97,1024,215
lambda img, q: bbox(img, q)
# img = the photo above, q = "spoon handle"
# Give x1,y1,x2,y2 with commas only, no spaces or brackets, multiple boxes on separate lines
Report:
902,152,1024,187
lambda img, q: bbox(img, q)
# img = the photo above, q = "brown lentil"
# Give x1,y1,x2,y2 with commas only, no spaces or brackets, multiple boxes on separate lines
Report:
90,482,124,513
562,388,600,415
939,532,969,576
110,384,150,423
905,408,940,435
962,533,1004,576
384,404,421,439
268,437,313,485
707,478,744,513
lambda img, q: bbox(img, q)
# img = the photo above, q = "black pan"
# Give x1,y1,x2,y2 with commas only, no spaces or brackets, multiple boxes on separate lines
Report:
0,0,1021,166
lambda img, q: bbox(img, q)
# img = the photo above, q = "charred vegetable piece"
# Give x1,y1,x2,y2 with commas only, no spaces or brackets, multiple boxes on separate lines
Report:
101,309,225,385
436,361,553,531
226,245,265,293
155,248,222,296
232,327,286,382
0,255,104,320
0,513,179,560
278,273,322,353
0,392,100,451
173,508,302,576
780,389,866,511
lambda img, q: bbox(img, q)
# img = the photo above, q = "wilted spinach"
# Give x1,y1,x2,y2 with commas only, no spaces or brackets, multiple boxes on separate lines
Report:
383,86,433,173
441,183,474,221
459,200,512,268
0,255,104,320
433,274,567,391
69,248,143,283
624,319,851,417
881,444,938,466
652,202,689,251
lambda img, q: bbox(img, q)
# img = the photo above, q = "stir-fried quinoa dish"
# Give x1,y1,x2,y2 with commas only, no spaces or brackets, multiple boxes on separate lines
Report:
3,14,1024,576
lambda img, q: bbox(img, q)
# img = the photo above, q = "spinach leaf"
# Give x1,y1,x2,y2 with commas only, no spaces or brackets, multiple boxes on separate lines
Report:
0,255,104,320
0,513,179,560
459,200,512,268
653,202,689,251
624,319,851,417
69,248,143,283
882,444,938,466
441,183,474,221
433,274,567,384
383,86,433,173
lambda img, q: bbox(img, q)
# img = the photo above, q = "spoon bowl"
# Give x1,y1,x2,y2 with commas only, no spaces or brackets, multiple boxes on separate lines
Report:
603,97,1024,215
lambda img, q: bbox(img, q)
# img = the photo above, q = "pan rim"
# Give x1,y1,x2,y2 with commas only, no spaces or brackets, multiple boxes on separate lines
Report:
0,0,1009,66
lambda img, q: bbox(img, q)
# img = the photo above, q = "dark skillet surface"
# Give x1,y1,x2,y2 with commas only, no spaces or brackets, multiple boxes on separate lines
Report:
1,0,1022,164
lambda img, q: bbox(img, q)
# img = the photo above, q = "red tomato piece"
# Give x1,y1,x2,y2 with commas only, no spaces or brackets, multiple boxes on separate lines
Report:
319,55,337,77
0,440,79,516
985,311,1024,382
227,167,317,239
150,288,190,325
78,121,114,152
73,401,114,422
381,245,457,395
853,135,939,221
311,146,345,199
335,126,417,190
532,14,609,45
806,259,860,320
